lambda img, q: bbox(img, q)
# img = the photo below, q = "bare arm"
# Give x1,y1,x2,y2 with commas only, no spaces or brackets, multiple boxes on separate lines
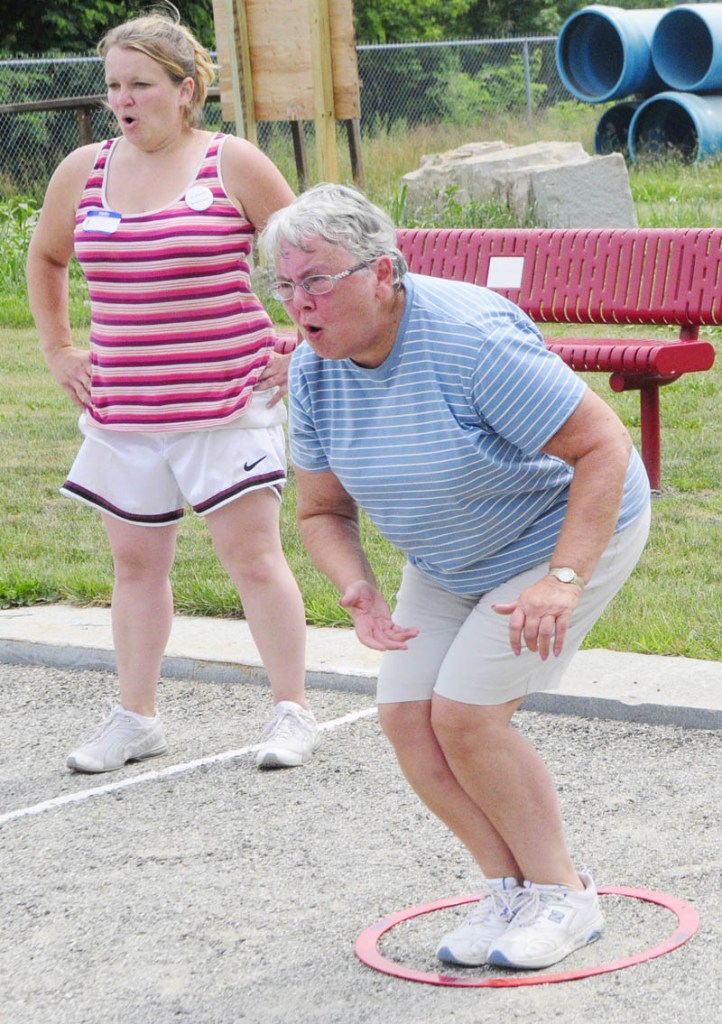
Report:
26,146,98,409
220,137,297,407
296,466,419,651
493,388,634,658
220,135,295,231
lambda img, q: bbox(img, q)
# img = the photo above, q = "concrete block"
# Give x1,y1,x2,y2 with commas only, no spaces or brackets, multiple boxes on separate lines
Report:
401,140,637,228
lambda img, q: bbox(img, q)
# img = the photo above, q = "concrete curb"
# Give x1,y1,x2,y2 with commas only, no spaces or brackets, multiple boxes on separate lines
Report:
1,605,721,730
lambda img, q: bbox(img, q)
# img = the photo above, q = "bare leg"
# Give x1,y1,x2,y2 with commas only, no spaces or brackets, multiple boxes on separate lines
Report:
205,491,308,707
379,700,522,880
380,697,581,888
431,694,581,889
103,515,177,716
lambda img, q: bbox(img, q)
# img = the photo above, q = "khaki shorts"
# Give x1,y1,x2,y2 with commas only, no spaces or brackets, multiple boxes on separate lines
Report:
61,392,288,526
377,504,651,707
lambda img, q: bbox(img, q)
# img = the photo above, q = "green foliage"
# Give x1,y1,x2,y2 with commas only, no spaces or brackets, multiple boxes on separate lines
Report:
0,195,89,328
355,0,474,44
428,49,547,127
629,156,722,227
478,50,547,112
0,0,216,54
357,46,463,131
456,0,676,39
390,184,536,229
0,55,114,199
458,0,564,38
1,323,721,658
0,0,677,55
351,0,680,45
0,195,38,285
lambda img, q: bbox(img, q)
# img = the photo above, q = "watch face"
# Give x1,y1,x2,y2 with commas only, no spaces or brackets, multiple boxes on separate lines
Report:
555,568,575,583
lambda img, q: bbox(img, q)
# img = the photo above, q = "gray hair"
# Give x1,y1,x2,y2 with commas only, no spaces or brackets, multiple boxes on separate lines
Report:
259,183,407,286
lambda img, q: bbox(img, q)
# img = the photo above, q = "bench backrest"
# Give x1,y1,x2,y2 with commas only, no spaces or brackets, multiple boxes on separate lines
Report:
396,227,722,336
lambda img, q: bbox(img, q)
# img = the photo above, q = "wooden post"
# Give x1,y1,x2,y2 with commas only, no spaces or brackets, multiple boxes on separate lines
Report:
307,0,338,182
345,118,365,189
212,0,362,185
78,107,93,146
290,121,310,192
212,0,256,143
232,0,257,145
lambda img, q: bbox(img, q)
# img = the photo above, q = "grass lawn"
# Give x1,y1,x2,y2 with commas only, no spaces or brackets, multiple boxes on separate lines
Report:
2,114,722,660
2,324,721,661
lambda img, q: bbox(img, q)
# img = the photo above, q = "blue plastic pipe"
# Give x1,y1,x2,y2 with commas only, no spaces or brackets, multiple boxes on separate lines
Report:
652,4,722,92
594,101,640,157
556,5,667,103
628,91,722,163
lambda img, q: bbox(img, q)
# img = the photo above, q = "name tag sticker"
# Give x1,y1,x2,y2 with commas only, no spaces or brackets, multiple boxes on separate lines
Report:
82,210,122,234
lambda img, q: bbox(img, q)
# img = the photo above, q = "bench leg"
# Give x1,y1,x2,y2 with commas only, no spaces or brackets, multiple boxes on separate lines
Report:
639,386,661,491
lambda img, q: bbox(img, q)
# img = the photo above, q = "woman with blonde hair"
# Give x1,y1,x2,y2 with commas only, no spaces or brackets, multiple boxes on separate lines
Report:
27,6,318,773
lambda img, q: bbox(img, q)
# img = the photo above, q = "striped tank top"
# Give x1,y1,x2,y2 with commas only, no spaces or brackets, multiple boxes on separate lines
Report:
74,132,277,432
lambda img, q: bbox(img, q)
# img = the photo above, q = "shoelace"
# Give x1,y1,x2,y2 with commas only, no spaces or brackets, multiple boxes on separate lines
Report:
467,884,526,925
511,887,566,927
83,706,130,742
260,707,307,741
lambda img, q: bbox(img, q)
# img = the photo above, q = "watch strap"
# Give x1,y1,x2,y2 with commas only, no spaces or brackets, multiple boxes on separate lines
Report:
547,567,586,591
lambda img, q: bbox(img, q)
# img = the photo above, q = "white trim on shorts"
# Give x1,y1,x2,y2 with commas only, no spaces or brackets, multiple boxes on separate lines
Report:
376,503,651,707
61,394,288,526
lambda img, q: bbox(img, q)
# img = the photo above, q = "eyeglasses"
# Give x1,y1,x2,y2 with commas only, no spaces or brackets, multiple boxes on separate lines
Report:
270,262,369,301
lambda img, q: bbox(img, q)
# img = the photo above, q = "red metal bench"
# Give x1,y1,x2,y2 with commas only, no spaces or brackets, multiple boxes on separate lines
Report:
395,227,720,490
275,227,719,489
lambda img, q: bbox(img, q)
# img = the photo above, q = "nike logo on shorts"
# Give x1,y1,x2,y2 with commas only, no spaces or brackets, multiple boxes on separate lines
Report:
244,456,267,472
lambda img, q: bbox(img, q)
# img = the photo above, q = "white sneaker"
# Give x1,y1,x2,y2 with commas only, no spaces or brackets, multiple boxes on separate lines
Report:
67,705,167,773
486,871,604,970
255,701,319,769
436,877,523,966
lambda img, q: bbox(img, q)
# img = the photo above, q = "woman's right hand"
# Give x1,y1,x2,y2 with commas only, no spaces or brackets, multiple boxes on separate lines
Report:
45,346,92,409
339,579,419,652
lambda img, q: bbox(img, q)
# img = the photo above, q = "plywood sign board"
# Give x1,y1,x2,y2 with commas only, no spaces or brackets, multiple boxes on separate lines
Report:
212,0,360,123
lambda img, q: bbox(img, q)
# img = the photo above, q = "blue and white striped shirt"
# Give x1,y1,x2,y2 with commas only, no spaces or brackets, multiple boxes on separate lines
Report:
289,273,649,595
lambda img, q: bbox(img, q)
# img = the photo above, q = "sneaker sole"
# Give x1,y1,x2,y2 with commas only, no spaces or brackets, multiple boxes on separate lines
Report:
67,742,168,774
436,944,490,967
255,750,308,769
486,921,604,970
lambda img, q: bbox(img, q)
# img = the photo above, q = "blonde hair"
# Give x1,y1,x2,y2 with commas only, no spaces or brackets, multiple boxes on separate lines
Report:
98,4,216,128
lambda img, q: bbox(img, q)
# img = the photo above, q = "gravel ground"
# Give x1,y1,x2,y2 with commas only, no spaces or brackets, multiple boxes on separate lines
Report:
1,663,720,1024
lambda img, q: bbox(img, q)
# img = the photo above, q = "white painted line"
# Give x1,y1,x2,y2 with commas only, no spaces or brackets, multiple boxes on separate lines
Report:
0,705,378,828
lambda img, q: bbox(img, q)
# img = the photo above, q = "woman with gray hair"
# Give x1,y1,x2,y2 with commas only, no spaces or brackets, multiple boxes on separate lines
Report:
26,5,318,774
260,183,651,971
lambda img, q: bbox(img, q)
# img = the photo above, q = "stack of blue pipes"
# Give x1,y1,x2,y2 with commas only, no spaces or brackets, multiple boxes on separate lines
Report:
556,3,722,161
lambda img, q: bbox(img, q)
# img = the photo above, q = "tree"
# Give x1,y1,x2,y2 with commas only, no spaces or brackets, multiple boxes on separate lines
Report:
0,0,215,55
352,0,676,43
353,0,475,44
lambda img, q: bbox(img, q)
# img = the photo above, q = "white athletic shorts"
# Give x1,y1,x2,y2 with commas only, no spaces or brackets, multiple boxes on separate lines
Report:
61,392,288,526
377,503,651,707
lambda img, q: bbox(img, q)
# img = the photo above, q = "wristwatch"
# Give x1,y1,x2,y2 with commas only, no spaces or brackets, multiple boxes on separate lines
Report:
547,567,586,591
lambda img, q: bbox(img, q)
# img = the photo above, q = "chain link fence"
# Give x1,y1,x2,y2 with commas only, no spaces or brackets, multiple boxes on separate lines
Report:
1,37,573,199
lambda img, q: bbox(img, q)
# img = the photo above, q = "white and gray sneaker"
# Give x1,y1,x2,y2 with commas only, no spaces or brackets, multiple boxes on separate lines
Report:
255,701,319,769
436,877,524,966
486,871,604,970
67,705,167,773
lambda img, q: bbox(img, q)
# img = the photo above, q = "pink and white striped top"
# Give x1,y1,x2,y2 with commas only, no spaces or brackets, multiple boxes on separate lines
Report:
74,133,277,432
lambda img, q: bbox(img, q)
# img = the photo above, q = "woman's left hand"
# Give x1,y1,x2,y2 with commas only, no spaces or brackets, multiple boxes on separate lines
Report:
492,576,582,660
256,352,290,407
